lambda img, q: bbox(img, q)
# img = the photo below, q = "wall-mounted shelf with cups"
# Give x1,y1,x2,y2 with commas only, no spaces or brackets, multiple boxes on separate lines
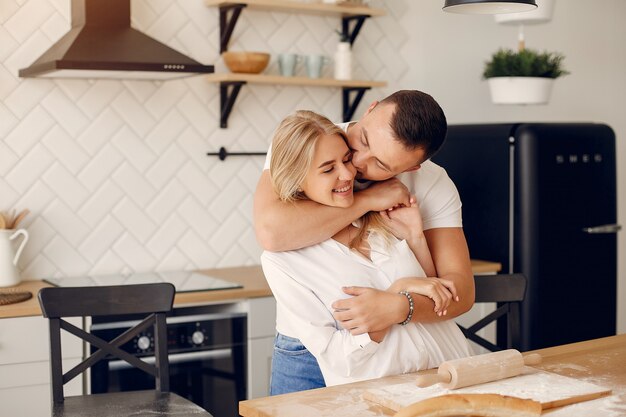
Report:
205,0,387,128
205,0,386,52
205,73,386,128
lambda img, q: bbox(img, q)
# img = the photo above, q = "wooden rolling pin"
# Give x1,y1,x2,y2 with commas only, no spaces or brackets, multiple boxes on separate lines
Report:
416,349,542,389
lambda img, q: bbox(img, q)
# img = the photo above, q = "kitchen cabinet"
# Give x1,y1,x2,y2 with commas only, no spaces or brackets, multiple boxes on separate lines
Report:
0,316,82,416
204,0,387,128
245,296,276,399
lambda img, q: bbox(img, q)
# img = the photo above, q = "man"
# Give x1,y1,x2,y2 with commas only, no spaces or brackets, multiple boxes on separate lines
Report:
254,89,474,336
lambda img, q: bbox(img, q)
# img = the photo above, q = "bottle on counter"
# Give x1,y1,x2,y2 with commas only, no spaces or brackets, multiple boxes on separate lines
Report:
334,32,351,80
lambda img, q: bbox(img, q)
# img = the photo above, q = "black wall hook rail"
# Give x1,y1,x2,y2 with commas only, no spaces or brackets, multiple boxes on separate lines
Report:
207,147,267,161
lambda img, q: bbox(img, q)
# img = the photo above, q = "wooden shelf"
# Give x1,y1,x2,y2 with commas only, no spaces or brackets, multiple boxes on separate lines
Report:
206,73,386,129
204,0,386,17
205,0,386,128
205,73,386,88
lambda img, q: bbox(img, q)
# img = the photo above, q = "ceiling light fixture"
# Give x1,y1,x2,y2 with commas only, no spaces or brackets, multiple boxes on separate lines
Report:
443,0,537,15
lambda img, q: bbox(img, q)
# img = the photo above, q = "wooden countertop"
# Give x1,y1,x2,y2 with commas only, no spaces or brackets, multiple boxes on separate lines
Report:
239,334,626,417
0,260,501,319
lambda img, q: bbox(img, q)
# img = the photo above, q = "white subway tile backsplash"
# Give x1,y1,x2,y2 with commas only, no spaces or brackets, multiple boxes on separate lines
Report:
110,126,157,173
4,0,54,43
0,141,18,177
42,199,90,246
79,217,125,263
209,211,248,257
77,182,124,228
4,79,54,118
112,198,157,243
20,216,56,265
78,144,125,192
144,178,187,224
0,179,19,208
43,236,92,275
0,25,18,62
41,125,90,175
176,196,218,240
0,1,19,25
77,80,124,120
111,90,156,137
41,162,90,210
1,0,405,278
77,109,124,156
175,161,218,206
4,143,54,192
178,229,218,268
145,143,187,189
145,110,188,155
145,214,187,259
111,232,158,271
111,162,157,208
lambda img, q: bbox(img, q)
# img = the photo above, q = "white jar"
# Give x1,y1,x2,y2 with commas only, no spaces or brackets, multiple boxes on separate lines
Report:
334,42,351,80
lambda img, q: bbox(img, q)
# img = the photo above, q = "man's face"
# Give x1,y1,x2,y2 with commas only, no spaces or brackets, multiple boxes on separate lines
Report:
346,103,426,181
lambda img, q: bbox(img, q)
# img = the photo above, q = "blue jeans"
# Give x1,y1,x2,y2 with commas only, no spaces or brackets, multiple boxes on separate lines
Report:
270,333,326,395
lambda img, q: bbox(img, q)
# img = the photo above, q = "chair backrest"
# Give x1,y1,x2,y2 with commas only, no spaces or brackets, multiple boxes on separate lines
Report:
458,274,527,352
38,283,175,404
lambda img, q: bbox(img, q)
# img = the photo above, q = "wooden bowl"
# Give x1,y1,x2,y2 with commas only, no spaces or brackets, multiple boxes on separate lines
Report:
222,51,270,74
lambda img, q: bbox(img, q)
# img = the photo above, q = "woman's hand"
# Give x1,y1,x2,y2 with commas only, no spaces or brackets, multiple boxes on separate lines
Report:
380,195,425,243
389,277,459,316
331,287,406,334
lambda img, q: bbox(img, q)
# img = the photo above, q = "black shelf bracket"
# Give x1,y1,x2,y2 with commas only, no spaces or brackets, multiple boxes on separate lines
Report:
220,81,246,128
343,87,370,122
219,4,246,53
341,15,370,46
207,147,267,161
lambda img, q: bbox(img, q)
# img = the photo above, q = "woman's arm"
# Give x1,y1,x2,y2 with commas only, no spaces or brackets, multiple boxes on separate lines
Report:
379,198,436,277
332,275,459,334
262,254,395,378
254,170,412,251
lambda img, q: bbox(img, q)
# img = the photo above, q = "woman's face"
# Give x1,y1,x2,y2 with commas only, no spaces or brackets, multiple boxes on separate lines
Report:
300,133,356,208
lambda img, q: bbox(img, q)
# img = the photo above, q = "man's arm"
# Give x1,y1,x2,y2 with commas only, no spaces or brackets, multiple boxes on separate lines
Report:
254,170,411,251
332,227,474,331
404,227,474,322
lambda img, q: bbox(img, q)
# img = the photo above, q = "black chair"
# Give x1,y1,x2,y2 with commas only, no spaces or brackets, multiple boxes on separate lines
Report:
458,274,527,352
38,283,213,417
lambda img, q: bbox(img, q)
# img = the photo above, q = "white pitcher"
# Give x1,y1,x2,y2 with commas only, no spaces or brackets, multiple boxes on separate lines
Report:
0,229,29,287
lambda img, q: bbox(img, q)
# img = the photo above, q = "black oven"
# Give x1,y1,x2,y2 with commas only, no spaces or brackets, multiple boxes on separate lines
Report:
89,305,247,417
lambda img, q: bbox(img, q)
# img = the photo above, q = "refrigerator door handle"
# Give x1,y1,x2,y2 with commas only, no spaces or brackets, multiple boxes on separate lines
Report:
582,224,622,234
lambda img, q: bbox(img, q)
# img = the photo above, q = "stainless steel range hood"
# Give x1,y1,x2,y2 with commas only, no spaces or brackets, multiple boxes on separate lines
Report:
19,0,213,80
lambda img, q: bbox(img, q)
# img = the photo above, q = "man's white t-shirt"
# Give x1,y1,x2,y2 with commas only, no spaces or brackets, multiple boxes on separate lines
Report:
263,122,463,230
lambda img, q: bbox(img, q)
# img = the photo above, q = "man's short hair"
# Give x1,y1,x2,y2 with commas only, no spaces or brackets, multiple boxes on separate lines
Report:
380,90,447,161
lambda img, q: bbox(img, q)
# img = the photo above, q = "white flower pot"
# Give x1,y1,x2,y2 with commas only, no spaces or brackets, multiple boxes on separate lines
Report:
487,77,555,105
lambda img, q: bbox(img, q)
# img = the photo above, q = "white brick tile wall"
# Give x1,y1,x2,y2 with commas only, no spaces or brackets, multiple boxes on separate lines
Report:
1,0,406,280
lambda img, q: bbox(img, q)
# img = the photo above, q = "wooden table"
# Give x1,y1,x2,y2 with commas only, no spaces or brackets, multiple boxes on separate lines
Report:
239,334,626,417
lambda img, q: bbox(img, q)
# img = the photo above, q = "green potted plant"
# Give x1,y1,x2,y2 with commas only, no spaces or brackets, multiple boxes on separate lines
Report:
483,48,569,104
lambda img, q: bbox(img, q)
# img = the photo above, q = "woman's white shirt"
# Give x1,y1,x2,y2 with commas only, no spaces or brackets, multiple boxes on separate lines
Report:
261,232,472,386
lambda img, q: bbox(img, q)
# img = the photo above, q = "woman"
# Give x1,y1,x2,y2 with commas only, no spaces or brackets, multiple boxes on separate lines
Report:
262,110,471,395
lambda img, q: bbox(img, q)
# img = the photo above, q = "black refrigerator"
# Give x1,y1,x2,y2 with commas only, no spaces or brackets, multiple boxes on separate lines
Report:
432,123,620,350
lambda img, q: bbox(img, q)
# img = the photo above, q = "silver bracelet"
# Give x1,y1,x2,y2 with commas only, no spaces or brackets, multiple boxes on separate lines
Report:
398,291,414,326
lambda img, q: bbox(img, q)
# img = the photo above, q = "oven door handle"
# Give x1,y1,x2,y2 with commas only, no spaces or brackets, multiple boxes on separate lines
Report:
108,348,232,371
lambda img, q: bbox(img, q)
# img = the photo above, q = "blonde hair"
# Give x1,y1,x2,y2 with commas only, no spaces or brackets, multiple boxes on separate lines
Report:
270,110,392,250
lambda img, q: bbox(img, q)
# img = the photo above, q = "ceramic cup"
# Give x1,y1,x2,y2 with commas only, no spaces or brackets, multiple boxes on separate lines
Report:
278,53,301,77
305,55,330,78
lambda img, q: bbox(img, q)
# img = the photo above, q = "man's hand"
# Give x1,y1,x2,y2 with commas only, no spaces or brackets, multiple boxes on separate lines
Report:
356,178,411,212
331,286,406,334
